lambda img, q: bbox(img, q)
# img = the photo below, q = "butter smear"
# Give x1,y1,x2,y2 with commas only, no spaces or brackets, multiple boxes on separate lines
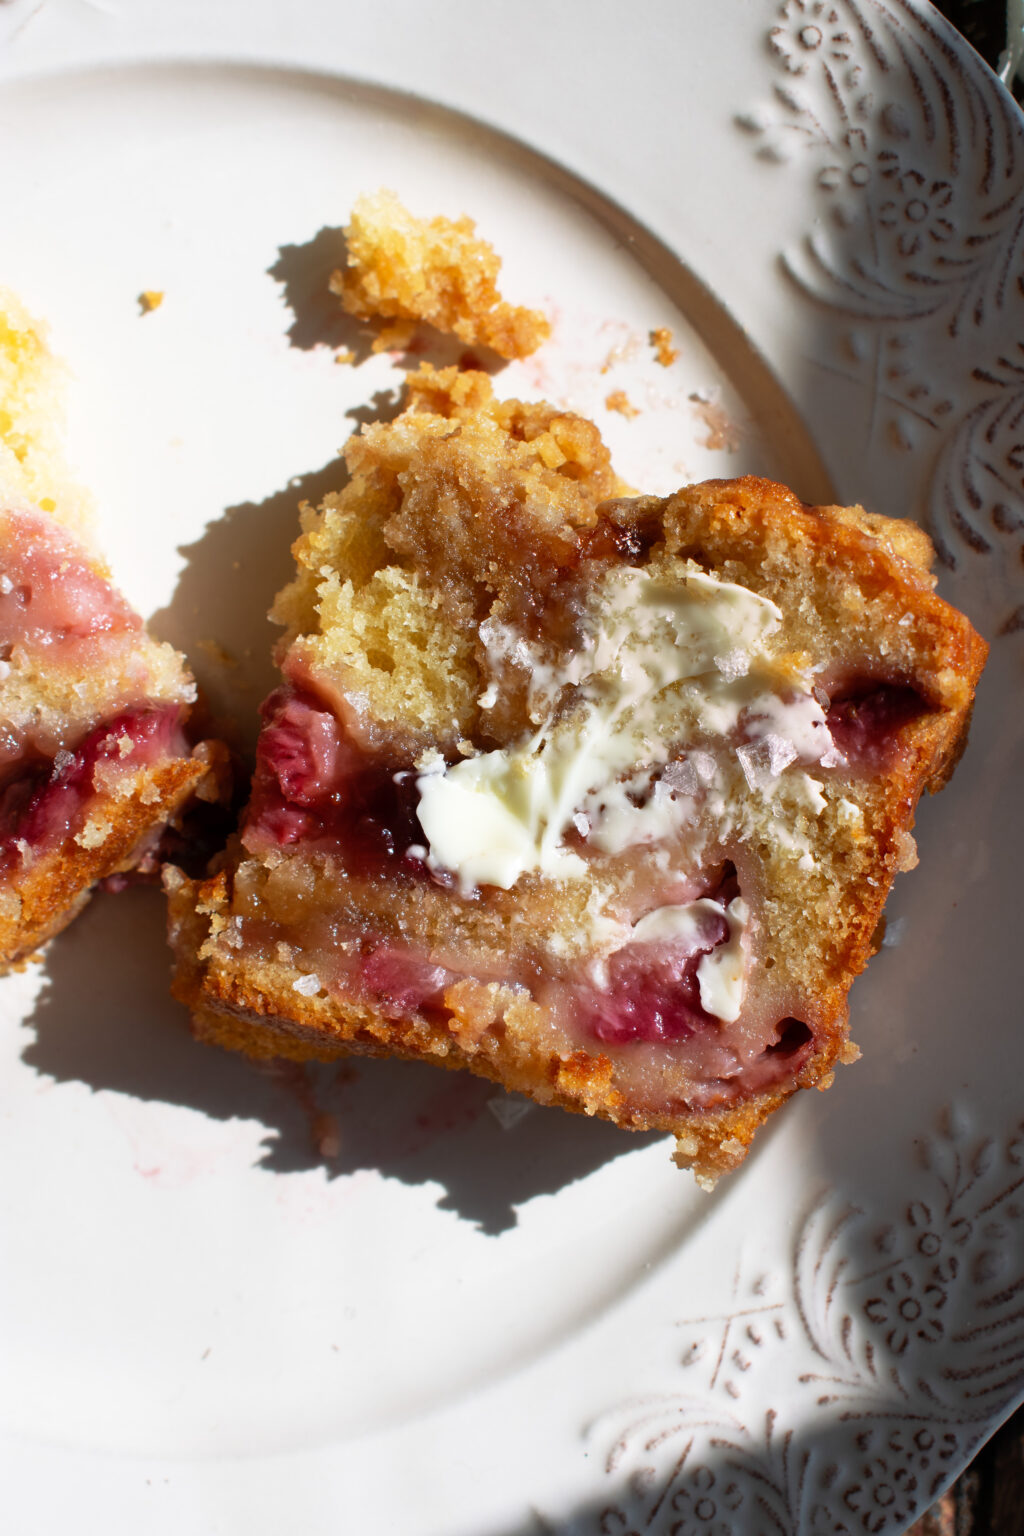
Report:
415,564,836,894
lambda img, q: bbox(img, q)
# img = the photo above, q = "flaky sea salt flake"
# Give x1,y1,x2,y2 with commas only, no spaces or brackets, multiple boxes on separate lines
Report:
763,732,798,776
487,1095,535,1130
713,648,750,681
663,758,699,795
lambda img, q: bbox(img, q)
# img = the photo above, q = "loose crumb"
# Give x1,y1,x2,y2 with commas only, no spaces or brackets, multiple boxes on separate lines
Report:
138,290,164,315
330,189,550,360
651,326,679,367
334,347,355,366
605,389,640,420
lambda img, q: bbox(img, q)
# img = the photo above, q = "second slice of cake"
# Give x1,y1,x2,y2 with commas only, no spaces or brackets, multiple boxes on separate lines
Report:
167,365,986,1183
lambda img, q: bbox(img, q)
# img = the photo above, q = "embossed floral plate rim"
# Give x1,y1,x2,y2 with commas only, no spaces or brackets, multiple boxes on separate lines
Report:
1,3,1023,1534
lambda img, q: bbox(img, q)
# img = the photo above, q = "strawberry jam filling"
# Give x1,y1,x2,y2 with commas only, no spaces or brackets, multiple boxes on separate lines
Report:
0,508,140,656
359,946,457,1020
824,680,928,766
580,867,739,1044
242,747,812,1107
585,928,725,1043
243,688,431,881
0,704,186,871
240,684,822,1106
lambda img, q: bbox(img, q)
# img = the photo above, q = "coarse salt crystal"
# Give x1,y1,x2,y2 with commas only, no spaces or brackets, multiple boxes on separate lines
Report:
690,749,717,784
663,757,699,795
487,1095,535,1130
292,973,321,997
882,917,907,948
713,648,750,681
736,743,771,791
763,732,798,776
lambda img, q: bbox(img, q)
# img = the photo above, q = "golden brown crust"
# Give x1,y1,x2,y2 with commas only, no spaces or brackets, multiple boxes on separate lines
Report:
0,753,207,972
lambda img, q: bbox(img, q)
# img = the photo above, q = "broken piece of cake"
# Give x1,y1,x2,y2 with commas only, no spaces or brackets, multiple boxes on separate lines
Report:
0,289,220,968
331,189,551,359
167,364,986,1183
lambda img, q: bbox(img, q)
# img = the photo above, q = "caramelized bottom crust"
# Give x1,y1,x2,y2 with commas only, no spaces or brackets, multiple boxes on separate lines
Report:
167,865,854,1186
1,752,210,971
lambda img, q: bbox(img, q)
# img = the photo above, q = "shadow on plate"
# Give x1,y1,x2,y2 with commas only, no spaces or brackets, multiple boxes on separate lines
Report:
268,224,372,358
20,888,662,1235
146,453,351,756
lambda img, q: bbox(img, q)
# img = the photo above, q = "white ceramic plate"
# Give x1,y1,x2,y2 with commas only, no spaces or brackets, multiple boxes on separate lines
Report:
1,3,1022,1532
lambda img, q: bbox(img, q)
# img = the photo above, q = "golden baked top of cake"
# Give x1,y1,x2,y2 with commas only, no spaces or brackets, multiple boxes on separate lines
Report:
272,363,628,752
0,287,93,535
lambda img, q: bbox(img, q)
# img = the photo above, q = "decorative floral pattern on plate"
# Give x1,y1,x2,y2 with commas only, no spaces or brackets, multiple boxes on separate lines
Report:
737,0,1024,625
589,1106,1024,1535
566,31,1024,1525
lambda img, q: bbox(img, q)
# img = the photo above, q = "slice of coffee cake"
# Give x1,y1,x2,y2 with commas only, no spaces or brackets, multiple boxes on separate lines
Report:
0,289,218,968
167,365,986,1182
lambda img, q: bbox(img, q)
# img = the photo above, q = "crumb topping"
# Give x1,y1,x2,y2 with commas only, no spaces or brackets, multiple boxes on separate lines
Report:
330,189,551,360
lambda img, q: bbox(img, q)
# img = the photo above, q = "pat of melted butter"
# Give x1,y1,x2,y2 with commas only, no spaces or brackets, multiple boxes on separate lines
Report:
416,564,834,895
